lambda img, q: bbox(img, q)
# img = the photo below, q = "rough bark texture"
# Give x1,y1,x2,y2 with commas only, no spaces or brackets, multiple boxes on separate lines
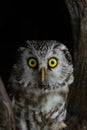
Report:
0,78,15,130
65,0,87,129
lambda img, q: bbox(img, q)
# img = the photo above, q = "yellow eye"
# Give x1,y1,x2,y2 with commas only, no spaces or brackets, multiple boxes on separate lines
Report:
28,58,38,68
48,57,58,68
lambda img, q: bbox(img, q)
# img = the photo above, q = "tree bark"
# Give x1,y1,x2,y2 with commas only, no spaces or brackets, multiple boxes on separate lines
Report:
65,0,87,119
0,78,15,130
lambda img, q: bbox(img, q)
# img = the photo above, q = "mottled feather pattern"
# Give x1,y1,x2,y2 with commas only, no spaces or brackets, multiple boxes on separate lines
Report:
8,40,74,130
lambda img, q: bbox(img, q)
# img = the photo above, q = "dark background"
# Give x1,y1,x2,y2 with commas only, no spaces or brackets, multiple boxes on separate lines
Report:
0,1,73,85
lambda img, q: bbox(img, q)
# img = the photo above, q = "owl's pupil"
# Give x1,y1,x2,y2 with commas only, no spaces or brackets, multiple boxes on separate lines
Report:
31,61,34,64
51,61,54,64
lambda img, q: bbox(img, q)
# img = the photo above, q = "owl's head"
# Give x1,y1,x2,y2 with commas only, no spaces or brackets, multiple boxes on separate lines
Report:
11,40,74,90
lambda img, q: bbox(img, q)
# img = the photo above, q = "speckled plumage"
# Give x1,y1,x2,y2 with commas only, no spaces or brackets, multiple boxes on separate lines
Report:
8,40,74,130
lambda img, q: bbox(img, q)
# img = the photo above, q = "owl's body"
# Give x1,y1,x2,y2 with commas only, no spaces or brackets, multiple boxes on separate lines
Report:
8,40,74,130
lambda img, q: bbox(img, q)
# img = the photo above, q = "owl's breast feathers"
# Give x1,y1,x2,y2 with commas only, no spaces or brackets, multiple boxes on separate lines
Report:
13,86,68,130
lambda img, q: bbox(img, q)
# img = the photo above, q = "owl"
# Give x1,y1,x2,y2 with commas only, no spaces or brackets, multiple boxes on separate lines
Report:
8,40,74,130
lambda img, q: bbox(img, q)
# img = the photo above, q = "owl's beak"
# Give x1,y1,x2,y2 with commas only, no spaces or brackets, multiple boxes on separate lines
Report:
40,67,45,82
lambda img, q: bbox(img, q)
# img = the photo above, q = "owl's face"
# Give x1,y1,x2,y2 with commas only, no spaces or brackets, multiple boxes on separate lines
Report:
12,40,74,90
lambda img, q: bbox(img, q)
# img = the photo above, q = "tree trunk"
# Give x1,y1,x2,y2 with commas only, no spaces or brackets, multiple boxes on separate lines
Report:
0,78,15,130
65,0,87,129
